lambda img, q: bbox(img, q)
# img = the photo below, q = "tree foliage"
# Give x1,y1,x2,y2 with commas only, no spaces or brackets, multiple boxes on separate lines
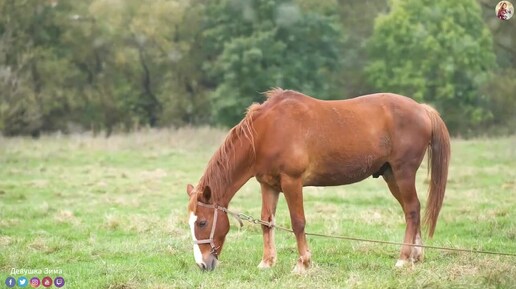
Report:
0,0,207,135
0,0,512,136
0,0,78,135
201,0,345,126
366,0,497,133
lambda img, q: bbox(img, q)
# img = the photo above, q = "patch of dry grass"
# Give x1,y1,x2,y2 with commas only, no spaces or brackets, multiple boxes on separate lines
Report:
54,209,81,225
0,235,13,247
104,214,122,230
27,237,51,253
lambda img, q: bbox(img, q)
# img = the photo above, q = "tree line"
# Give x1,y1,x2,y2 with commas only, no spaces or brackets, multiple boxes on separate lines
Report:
0,0,514,137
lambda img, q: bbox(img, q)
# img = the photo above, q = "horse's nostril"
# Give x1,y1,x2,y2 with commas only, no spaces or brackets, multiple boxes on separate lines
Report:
198,263,206,270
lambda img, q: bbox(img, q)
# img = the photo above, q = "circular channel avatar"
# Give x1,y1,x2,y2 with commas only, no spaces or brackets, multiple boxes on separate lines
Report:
496,1,514,20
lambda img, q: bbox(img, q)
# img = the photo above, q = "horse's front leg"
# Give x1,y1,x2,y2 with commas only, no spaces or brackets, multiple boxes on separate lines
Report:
281,176,311,274
258,183,280,269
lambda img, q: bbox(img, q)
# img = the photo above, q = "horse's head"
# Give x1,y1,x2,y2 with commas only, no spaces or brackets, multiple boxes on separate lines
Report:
186,184,230,271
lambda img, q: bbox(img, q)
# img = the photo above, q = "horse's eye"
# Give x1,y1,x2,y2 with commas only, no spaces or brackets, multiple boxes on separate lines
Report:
198,220,207,228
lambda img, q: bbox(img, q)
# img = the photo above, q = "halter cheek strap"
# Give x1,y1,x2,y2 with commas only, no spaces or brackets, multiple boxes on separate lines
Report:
194,208,218,251
193,202,246,257
193,202,221,256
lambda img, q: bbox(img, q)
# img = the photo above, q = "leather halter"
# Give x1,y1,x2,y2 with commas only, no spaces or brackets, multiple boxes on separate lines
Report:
193,202,228,257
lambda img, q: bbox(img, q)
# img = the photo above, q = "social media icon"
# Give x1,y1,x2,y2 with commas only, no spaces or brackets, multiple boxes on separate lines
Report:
54,276,65,288
18,276,28,288
42,276,52,288
4,276,16,288
30,277,41,288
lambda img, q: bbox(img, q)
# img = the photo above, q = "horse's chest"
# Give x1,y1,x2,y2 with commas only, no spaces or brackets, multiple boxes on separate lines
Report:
255,174,282,191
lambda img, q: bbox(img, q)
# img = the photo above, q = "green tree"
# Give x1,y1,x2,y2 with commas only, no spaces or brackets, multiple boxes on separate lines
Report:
335,0,388,97
366,0,496,134
0,0,208,136
58,0,203,133
202,0,345,126
477,0,516,134
0,0,81,135
480,69,516,134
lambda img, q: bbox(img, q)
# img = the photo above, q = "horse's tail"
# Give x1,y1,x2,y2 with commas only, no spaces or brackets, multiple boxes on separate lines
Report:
422,104,450,238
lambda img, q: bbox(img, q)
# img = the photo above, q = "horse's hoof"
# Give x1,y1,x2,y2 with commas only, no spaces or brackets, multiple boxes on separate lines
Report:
395,259,408,268
411,248,424,263
292,256,310,274
257,260,273,269
292,263,308,274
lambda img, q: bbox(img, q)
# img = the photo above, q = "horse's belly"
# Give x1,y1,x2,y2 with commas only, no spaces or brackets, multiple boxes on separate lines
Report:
303,170,370,186
303,156,385,186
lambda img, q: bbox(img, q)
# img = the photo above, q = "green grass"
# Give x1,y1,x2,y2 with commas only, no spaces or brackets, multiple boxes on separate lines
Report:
1,129,515,288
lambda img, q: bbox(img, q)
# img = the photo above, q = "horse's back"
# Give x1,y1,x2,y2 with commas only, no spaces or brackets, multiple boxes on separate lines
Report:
252,90,433,187
257,91,430,146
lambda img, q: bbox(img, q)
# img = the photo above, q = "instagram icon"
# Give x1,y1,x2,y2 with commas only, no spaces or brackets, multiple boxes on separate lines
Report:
30,277,40,288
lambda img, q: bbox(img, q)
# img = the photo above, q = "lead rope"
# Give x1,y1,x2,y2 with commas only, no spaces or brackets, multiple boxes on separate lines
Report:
230,210,516,257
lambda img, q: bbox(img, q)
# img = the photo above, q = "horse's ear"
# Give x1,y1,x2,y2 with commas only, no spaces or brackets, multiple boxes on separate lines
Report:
186,184,194,197
202,185,212,203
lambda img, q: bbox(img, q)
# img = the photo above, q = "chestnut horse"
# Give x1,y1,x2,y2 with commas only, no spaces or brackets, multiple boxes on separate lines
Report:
187,88,450,272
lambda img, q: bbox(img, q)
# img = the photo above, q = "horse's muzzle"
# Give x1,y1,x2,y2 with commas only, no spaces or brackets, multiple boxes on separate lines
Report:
197,254,218,271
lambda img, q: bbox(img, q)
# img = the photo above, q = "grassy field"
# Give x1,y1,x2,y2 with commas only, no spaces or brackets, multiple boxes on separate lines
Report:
1,128,515,289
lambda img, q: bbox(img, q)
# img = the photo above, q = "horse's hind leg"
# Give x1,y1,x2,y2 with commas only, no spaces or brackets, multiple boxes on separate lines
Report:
258,183,280,269
383,166,423,267
281,175,311,274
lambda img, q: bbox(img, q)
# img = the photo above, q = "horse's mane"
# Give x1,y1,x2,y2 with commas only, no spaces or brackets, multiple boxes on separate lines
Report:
265,87,286,99
265,87,308,99
192,88,297,204
197,103,262,201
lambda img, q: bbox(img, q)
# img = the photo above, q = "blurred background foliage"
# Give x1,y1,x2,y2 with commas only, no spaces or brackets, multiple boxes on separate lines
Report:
0,0,514,136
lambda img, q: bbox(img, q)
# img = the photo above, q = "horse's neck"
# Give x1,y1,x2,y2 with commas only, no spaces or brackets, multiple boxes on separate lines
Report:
202,139,254,207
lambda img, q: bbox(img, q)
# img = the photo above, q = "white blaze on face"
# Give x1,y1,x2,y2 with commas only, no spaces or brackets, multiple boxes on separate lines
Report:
189,212,204,265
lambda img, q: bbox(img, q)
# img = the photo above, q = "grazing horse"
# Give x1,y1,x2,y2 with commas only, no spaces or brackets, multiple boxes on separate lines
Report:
187,88,450,272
